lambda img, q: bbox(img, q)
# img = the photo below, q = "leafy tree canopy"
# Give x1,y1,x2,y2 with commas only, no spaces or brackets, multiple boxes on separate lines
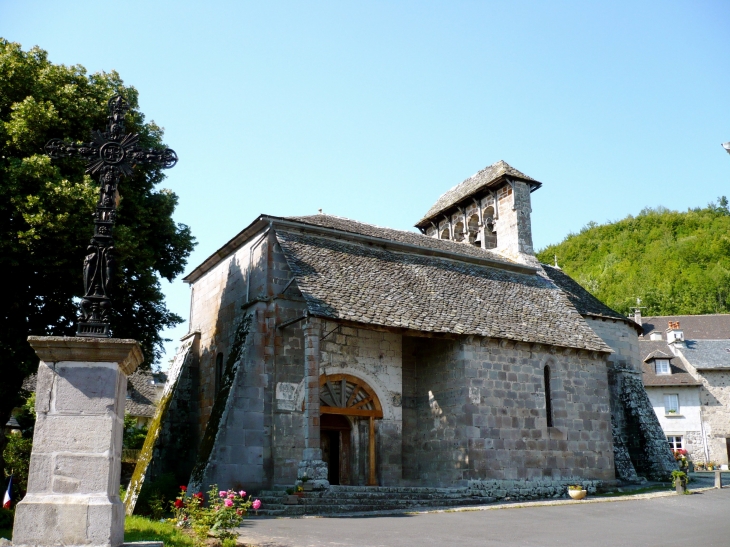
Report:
537,198,730,317
0,38,195,470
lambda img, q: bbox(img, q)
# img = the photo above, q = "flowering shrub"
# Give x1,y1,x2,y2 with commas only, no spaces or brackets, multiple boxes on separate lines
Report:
672,449,690,470
170,484,261,544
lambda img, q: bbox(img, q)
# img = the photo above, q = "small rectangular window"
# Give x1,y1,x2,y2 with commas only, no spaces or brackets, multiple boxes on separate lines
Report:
664,394,679,414
667,435,683,450
655,359,671,375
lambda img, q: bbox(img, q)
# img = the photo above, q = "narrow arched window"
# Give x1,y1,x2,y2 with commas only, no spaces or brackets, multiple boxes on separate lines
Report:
544,365,554,427
215,352,224,393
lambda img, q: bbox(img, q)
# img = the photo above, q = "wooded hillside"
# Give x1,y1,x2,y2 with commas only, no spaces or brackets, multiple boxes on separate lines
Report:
536,199,730,317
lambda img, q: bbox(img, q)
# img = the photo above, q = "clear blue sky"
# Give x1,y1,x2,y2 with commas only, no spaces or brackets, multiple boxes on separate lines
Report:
3,1,729,366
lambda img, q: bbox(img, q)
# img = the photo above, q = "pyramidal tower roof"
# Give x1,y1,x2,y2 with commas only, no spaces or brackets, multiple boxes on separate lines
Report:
416,160,541,227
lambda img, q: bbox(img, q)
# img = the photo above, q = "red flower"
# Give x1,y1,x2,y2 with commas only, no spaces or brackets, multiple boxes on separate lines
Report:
174,499,184,508
194,492,204,500
180,485,187,492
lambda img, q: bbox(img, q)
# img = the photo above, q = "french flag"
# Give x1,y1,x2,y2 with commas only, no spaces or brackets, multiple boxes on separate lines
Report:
2,476,11,509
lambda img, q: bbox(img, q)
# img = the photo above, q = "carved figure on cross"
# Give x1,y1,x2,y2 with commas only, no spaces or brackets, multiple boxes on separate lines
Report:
45,95,178,337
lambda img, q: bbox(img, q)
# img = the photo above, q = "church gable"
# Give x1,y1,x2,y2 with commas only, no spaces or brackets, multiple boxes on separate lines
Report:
274,228,611,352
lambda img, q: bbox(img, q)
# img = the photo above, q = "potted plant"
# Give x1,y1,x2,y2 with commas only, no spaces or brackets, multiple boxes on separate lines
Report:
300,475,313,491
567,485,587,500
707,461,715,471
672,470,689,494
283,487,299,505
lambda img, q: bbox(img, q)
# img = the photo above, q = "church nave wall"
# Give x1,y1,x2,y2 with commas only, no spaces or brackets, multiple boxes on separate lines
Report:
401,336,615,486
464,339,615,482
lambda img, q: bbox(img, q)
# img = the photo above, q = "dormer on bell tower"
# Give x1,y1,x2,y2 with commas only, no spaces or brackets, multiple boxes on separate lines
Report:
415,160,542,265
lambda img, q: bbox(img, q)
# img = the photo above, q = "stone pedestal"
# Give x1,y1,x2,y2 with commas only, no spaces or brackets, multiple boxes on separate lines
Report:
297,448,329,490
13,336,143,547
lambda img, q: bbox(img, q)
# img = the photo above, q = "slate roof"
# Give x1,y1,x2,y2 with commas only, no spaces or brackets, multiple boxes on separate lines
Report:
639,340,701,386
417,160,541,226
126,371,166,418
287,214,516,265
642,314,730,339
679,340,730,370
541,265,641,332
276,229,611,352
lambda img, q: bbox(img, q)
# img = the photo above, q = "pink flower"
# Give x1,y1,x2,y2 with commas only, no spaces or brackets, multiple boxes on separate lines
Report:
219,490,227,498
252,499,261,510
239,490,246,498
228,492,235,499
224,499,233,507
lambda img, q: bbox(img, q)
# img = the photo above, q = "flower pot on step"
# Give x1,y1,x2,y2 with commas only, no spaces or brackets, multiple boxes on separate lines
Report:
302,482,314,491
283,495,300,505
568,489,587,500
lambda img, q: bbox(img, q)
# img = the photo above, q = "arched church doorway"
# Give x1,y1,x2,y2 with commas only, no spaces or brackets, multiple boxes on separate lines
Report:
320,414,350,485
319,373,383,486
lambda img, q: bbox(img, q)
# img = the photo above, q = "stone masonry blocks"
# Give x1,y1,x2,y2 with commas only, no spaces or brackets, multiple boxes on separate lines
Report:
13,337,142,547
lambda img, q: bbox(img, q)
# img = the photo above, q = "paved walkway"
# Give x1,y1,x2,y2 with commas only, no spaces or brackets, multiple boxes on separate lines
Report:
237,486,730,547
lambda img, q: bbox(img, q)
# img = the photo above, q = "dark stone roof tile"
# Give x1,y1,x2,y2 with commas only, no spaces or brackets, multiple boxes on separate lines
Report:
680,339,730,370
417,160,540,225
541,265,640,331
276,230,611,352
286,214,515,264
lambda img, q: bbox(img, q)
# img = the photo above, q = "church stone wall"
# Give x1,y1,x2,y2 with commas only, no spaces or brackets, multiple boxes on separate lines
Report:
319,321,404,485
467,339,615,482
584,317,641,371
403,336,615,487
188,230,268,436
402,337,465,484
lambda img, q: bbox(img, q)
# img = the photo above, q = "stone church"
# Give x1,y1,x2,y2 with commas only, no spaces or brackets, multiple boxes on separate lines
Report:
157,161,675,500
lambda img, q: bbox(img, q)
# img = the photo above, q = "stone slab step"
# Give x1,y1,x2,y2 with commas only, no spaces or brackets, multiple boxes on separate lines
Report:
255,497,495,516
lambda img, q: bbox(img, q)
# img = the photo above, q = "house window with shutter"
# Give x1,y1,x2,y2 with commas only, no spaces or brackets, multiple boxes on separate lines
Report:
664,393,679,414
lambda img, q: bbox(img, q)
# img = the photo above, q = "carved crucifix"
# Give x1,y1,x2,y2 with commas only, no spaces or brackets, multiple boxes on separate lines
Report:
45,95,178,337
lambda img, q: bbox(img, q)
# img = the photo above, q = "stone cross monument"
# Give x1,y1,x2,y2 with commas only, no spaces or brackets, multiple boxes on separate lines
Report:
12,96,176,547
44,95,177,337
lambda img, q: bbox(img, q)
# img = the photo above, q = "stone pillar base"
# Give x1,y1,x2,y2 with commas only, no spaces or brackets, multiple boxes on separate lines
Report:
13,495,124,547
12,337,143,547
297,448,329,490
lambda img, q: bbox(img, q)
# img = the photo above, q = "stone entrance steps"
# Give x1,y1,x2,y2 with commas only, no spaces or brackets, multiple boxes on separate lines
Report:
255,485,495,516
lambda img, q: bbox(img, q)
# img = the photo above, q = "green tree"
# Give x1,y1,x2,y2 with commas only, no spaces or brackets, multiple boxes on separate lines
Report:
123,414,150,450
0,39,195,479
537,198,730,316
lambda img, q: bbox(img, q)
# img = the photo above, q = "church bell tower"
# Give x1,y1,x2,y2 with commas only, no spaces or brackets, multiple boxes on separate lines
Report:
415,160,541,265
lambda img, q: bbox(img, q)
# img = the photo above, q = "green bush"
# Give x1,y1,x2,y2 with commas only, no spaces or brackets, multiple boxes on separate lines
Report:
3,435,33,498
0,508,14,531
123,414,149,450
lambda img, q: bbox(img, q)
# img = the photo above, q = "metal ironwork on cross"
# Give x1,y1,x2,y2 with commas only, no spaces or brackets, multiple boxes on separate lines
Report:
45,95,178,337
